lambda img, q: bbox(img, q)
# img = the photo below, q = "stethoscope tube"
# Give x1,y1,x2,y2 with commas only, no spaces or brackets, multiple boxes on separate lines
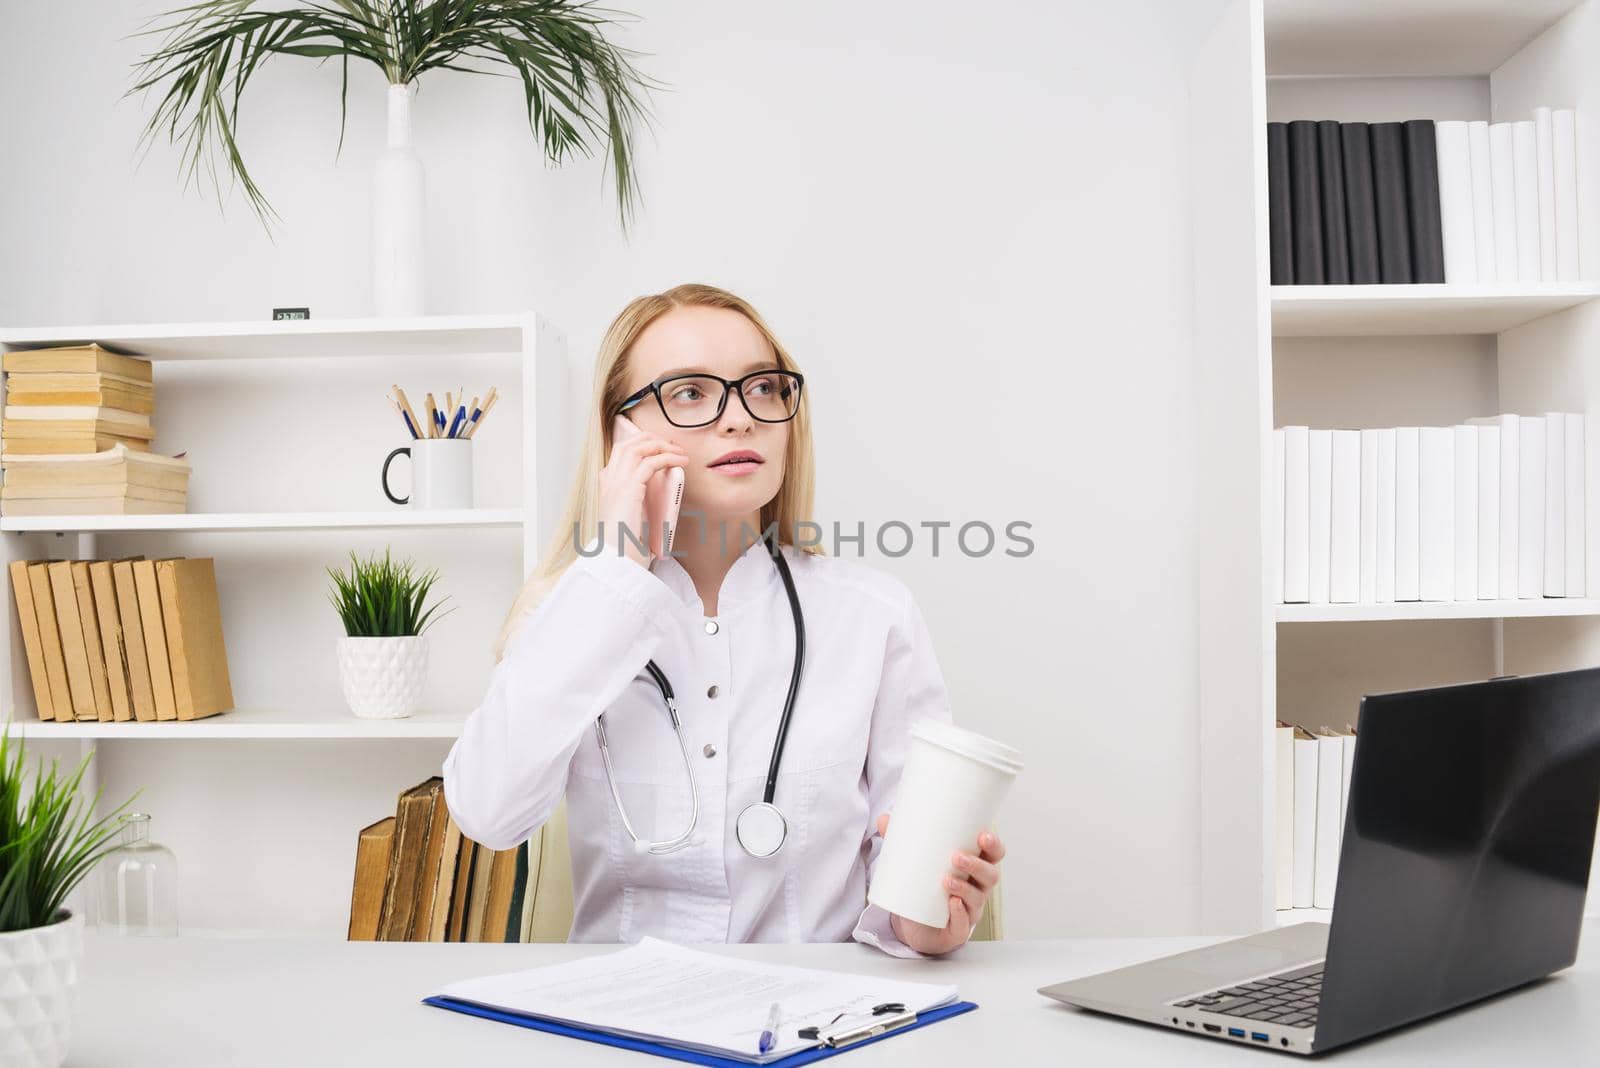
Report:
595,532,805,857
763,535,805,806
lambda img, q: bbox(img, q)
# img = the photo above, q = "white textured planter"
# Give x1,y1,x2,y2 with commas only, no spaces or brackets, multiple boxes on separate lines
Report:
337,635,428,720
0,909,84,1068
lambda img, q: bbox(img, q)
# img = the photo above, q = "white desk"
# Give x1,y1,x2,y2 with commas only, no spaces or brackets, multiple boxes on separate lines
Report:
71,921,1596,1066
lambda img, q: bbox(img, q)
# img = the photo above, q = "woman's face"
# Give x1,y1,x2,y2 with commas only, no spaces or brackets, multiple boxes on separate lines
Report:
619,305,791,532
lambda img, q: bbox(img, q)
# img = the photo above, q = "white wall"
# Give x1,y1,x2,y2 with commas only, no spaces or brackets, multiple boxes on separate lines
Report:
2,1,1218,937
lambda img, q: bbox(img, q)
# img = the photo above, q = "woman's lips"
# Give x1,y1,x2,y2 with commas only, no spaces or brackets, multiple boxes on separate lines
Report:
709,458,763,476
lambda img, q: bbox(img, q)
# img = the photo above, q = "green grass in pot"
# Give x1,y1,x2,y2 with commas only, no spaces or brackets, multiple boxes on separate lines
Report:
0,724,138,933
328,548,454,637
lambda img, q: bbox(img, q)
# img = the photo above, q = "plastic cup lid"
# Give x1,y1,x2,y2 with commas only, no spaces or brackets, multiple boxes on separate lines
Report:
909,719,1024,774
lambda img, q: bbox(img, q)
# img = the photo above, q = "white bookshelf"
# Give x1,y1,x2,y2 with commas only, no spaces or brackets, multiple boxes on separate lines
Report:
1272,281,1600,336
1277,598,1600,623
0,314,578,933
7,706,469,740
1196,0,1600,932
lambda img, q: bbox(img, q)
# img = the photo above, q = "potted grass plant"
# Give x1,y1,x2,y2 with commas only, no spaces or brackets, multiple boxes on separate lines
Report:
1,724,137,1067
126,1,659,313
329,549,454,719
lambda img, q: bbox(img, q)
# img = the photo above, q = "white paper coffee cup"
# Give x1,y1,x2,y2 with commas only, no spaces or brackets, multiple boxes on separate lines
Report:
866,719,1023,929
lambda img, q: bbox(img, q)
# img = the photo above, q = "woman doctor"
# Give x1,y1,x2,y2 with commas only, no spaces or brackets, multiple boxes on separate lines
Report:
442,283,1006,957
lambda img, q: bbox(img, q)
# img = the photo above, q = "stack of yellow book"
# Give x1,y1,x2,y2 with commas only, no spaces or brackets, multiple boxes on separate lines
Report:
1,343,190,515
6,556,233,722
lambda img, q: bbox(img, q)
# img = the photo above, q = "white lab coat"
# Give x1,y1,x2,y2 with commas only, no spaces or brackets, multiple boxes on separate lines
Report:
441,537,955,958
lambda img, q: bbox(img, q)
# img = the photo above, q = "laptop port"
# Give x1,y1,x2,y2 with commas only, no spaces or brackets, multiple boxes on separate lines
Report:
1252,1032,1269,1042
1203,1023,1222,1033
1227,1027,1246,1038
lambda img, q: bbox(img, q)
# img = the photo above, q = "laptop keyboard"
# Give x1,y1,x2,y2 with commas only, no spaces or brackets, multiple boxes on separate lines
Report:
1169,962,1323,1028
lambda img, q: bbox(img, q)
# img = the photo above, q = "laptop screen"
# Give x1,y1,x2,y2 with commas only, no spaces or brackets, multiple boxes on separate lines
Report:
1315,667,1600,1049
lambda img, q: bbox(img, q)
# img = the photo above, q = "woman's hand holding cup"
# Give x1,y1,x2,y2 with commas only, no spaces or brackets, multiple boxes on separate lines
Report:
875,812,1007,956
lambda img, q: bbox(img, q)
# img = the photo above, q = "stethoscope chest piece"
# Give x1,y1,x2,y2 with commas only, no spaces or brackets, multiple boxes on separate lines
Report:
735,801,788,858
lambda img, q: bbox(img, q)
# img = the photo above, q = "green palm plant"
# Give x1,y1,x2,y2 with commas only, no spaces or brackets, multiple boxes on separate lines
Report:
125,1,660,231
0,722,138,933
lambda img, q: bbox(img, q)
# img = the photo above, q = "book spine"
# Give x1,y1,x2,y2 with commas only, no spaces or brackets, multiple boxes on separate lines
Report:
1478,423,1501,600
1395,427,1421,600
1433,120,1477,283
1330,430,1360,602
1308,429,1333,603
1376,428,1397,603
1289,120,1326,284
1404,119,1446,283
1268,122,1295,285
1371,122,1415,283
1512,121,1543,282
1318,120,1351,284
1489,123,1521,283
1564,412,1586,597
1453,425,1479,601
1359,428,1380,604
1274,428,1286,602
1545,412,1566,597
1292,736,1317,909
1467,121,1497,282
1520,416,1546,598
1312,734,1344,909
1341,123,1381,284
1536,107,1558,281
1553,109,1581,281
1418,426,1455,601
1284,426,1311,603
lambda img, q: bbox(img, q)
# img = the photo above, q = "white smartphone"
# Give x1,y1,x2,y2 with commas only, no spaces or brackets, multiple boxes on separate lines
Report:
613,416,684,558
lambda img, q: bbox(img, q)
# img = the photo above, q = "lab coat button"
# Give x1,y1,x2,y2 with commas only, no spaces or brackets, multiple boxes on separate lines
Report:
704,619,720,635
703,744,717,758
707,684,720,699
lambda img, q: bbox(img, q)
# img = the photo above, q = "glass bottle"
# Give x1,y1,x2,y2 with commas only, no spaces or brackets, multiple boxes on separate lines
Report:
97,813,179,937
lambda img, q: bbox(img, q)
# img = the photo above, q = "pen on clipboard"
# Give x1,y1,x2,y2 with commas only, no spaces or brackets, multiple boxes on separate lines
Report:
758,1001,781,1054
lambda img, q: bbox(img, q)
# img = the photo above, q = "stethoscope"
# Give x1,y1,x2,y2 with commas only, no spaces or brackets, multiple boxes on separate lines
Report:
594,532,805,859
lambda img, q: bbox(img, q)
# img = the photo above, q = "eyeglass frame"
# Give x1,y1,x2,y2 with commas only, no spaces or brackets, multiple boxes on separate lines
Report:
613,369,806,427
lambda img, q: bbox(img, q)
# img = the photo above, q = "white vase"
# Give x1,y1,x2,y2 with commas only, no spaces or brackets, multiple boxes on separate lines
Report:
372,82,426,316
0,909,84,1068
337,635,428,719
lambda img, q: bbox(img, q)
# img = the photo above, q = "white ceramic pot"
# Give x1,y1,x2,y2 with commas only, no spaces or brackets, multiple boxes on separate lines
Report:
337,635,428,719
372,81,426,316
0,909,84,1068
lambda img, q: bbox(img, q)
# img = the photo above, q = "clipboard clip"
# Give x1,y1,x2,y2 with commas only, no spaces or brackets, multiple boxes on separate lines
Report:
797,1002,916,1048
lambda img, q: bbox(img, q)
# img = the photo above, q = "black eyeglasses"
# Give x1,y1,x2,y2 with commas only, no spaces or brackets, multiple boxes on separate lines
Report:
615,370,804,428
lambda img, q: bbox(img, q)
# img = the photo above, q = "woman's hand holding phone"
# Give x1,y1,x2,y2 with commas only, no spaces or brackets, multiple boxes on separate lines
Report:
602,418,689,568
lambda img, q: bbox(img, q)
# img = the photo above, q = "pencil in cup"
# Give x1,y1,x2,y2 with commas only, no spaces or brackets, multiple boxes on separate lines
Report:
391,386,424,440
464,388,499,439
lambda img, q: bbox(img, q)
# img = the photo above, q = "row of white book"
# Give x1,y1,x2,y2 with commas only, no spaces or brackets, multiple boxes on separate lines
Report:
1274,723,1355,912
1436,108,1584,285
1273,414,1587,605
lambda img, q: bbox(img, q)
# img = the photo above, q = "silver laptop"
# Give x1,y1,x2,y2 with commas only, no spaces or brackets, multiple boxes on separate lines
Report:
1039,668,1600,1055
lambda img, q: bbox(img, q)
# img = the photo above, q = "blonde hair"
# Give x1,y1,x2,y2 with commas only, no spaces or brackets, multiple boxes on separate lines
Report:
493,283,822,661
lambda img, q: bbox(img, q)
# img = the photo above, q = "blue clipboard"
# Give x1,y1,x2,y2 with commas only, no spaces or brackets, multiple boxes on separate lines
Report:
421,995,979,1067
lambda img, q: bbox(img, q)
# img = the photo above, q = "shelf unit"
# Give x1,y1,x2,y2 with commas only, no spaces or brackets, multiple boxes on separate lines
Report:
0,314,577,933
1195,0,1600,933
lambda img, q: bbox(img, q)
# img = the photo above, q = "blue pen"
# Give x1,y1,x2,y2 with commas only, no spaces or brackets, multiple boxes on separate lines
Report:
401,410,419,439
446,407,466,438
759,1001,781,1054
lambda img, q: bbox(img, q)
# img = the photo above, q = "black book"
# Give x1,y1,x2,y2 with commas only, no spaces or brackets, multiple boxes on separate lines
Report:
1403,119,1446,283
1317,120,1351,283
1287,120,1325,284
1267,122,1294,284
1370,122,1414,283
1341,123,1382,284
